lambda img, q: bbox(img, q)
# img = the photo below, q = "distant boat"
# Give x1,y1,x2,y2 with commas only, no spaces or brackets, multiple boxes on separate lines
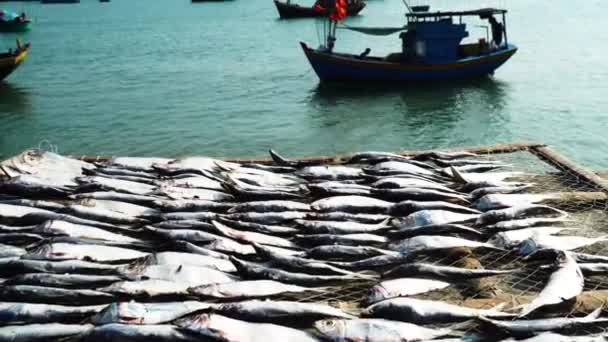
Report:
273,0,365,19
0,9,32,32
0,39,29,81
41,0,80,4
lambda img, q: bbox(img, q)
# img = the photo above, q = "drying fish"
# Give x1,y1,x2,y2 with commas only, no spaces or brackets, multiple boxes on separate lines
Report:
517,234,608,255
160,211,217,221
69,199,159,218
0,302,105,325
239,163,295,173
215,299,355,323
295,233,388,247
65,204,149,225
306,212,391,224
328,254,410,270
0,175,73,197
0,223,37,232
156,186,234,202
231,257,361,286
393,210,479,229
4,273,125,288
519,251,584,317
0,285,115,305
383,263,513,282
252,243,366,276
489,227,577,249
484,217,572,231
572,252,608,263
0,203,56,223
372,177,459,194
172,240,230,260
98,279,191,298
93,166,157,178
153,156,238,175
388,223,482,239
391,201,480,216
1,259,121,276
228,200,310,213
366,278,450,304
295,165,363,180
435,158,503,167
362,297,513,324
470,184,534,200
450,168,527,184
478,308,608,337
176,312,320,342
307,183,372,196
143,251,236,273
500,332,608,342
144,225,222,244
223,211,307,225
224,181,305,201
347,151,411,163
372,188,470,205
389,235,498,254
23,243,149,262
0,323,94,342
153,220,215,230
364,161,437,176
71,192,160,206
443,164,508,174
0,244,26,258
311,195,393,214
130,262,235,285
314,318,453,342
79,323,200,342
474,193,560,211
33,220,143,244
294,219,391,234
201,237,256,256
214,217,299,236
0,199,65,211
92,301,214,325
227,169,304,187
305,245,399,260
107,157,172,172
211,220,299,248
268,149,322,167
189,280,319,299
158,176,224,191
413,150,478,161
15,211,134,232
153,199,234,212
476,205,567,226
76,175,156,195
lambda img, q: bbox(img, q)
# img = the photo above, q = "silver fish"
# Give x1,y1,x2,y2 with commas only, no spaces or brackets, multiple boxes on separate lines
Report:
0,285,115,305
0,175,72,197
500,333,608,342
485,217,572,231
79,323,201,341
0,203,56,222
158,186,234,201
388,223,483,239
65,204,149,225
93,166,158,179
295,219,391,234
153,199,234,212
211,220,299,248
517,234,608,255
390,200,480,216
476,205,567,226
479,308,607,337
307,183,372,197
189,280,318,299
107,157,172,172
230,257,362,286
222,211,307,225
157,176,224,191
98,279,191,298
413,150,478,161
201,237,256,256
389,235,497,254
310,196,393,214
572,252,608,263
176,312,320,342
153,156,238,174
160,211,217,221
153,220,215,230
144,225,223,244
372,188,470,205
76,175,157,195
172,241,230,260
4,273,125,288
215,299,356,323
518,251,584,317
0,302,105,325
214,218,299,236
295,165,363,180
23,243,149,262
92,301,214,325
393,210,479,229
363,297,513,324
383,263,513,282
365,161,436,176
0,199,65,211
0,323,93,342
306,212,391,224
328,254,410,270
469,185,534,201
474,193,559,211
143,251,236,273
295,233,388,247
372,177,459,194
0,243,25,258
489,227,577,249
305,245,399,260
435,158,503,167
347,151,411,163
228,200,310,213
3,259,121,276
126,263,236,286
366,278,450,304
314,318,452,341
33,220,143,244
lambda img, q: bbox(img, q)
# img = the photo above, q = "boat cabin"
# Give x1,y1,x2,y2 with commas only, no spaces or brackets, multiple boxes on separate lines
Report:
389,8,509,64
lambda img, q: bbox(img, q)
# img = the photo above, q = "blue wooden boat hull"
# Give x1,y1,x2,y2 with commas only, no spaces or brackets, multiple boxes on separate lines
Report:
301,42,517,83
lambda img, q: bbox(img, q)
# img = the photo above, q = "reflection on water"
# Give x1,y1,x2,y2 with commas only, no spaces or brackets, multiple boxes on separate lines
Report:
0,82,31,114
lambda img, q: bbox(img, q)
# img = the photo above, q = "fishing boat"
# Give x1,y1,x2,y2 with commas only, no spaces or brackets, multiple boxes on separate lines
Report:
0,9,31,32
301,5,517,83
274,0,365,19
0,39,29,81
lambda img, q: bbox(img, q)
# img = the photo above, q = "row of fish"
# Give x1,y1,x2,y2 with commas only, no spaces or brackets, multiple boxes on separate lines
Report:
0,148,607,341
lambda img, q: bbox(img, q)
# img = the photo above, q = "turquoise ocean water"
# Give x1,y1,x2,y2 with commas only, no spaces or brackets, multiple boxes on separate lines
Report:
0,0,607,168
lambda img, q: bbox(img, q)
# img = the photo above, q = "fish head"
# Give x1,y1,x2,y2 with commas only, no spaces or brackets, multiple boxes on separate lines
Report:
313,319,347,339
366,285,389,305
92,302,145,325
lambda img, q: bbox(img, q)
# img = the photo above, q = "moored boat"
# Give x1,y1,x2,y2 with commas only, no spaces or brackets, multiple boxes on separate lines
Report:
301,6,517,83
274,0,365,19
0,39,29,81
0,9,31,32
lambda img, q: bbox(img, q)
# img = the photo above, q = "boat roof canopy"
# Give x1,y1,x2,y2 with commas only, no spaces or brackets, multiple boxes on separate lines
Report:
407,8,507,19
